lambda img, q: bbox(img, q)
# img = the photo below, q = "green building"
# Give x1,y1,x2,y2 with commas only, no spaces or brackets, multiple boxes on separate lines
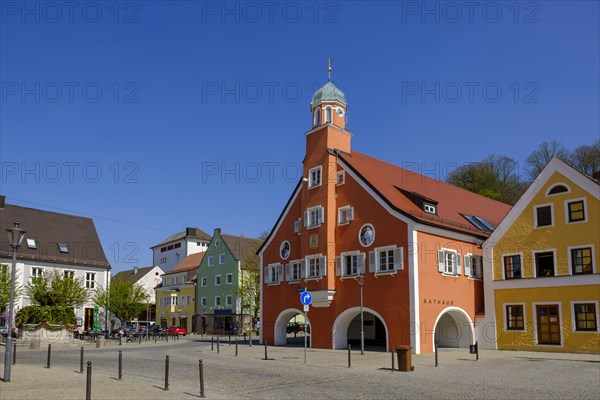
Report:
196,228,260,334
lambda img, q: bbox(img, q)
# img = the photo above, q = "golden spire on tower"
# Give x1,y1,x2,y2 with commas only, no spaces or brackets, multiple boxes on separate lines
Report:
328,58,333,81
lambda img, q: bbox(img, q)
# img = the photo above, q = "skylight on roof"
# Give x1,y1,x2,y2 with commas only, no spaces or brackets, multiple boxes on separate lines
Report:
58,243,69,253
26,238,37,249
462,214,493,232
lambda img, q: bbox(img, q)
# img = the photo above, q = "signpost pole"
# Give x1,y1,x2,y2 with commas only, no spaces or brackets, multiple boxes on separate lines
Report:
299,290,312,364
304,307,308,364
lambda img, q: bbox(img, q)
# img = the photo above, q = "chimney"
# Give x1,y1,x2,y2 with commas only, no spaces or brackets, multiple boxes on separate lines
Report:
186,227,198,237
0,195,5,209
133,267,138,275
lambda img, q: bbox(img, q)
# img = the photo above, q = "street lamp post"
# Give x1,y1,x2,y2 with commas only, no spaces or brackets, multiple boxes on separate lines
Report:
4,222,26,382
248,287,253,347
357,274,365,355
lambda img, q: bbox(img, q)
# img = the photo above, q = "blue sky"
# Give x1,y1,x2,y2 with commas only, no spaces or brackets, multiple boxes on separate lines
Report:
1,1,598,272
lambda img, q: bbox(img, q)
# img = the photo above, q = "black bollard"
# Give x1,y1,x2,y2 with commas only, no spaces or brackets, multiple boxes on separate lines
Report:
46,344,52,368
139,335,142,344
80,347,84,373
118,350,122,380
217,337,220,354
85,361,92,400
12,341,16,365
119,335,122,346
211,337,214,351
235,338,238,357
391,347,395,372
164,355,170,390
435,341,438,367
199,359,206,398
264,341,268,360
229,332,231,346
243,333,246,344
166,334,169,343
347,344,351,368
155,334,157,344
476,341,479,361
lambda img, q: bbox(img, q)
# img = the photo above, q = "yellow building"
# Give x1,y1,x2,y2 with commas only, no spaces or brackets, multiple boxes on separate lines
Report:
155,252,204,333
481,158,599,353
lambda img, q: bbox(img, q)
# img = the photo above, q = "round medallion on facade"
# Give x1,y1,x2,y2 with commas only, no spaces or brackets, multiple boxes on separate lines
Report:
358,224,375,247
280,240,291,260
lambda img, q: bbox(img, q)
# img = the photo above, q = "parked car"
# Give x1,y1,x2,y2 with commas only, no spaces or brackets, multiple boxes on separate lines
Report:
165,326,187,336
286,322,305,333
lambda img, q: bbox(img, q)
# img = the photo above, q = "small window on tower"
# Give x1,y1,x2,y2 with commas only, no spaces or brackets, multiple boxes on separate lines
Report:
313,108,321,126
325,106,332,123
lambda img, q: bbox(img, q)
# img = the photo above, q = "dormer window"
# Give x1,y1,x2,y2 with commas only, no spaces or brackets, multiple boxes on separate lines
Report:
26,238,37,249
58,243,69,253
424,204,436,214
313,107,321,126
325,106,332,123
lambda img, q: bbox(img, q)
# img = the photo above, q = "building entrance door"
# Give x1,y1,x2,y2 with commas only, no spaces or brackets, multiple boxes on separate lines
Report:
84,308,94,331
536,305,561,345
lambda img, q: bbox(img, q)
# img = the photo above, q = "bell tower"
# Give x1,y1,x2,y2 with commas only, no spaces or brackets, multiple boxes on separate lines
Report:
310,59,348,131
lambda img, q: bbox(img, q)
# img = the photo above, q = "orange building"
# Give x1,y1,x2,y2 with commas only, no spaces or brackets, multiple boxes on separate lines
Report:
257,79,511,354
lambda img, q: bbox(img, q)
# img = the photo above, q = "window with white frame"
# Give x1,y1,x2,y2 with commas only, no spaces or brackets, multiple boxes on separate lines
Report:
169,296,177,306
201,297,207,307
338,206,354,225
424,204,436,214
85,272,96,288
505,304,525,330
220,254,226,264
369,246,403,274
63,270,75,279
306,255,326,279
226,295,232,307
337,252,365,277
58,242,69,253
226,273,233,284
464,254,483,278
201,277,207,287
325,106,332,123
534,251,555,277
207,256,214,266
265,263,284,284
571,246,593,275
304,205,324,228
534,204,553,227
573,303,597,332
30,267,43,281
313,107,321,126
566,199,587,223
336,171,345,185
215,275,222,285
287,260,304,281
215,296,221,307
437,249,461,276
294,219,301,234
308,166,322,188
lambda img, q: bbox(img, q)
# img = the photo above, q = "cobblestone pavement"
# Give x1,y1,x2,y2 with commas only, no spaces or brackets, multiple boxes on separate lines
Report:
1,335,599,399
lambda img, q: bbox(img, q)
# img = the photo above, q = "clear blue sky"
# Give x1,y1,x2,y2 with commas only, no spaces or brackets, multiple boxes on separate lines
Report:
1,1,598,272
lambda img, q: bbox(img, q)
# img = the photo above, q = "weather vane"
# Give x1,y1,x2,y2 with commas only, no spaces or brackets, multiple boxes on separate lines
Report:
328,58,333,81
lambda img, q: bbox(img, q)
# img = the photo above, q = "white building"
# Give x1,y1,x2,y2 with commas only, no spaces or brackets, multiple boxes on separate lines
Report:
151,227,211,272
0,196,111,331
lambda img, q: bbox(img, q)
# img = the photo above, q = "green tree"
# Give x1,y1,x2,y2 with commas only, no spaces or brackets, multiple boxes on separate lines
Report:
25,269,88,308
237,240,262,322
94,278,148,323
0,263,22,310
525,140,570,179
447,155,525,205
569,139,600,176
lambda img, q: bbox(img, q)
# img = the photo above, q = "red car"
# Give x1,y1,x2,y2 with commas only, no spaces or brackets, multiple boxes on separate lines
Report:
166,326,187,336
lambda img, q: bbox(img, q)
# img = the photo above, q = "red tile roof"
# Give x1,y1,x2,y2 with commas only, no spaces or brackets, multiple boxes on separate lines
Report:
340,151,512,236
164,251,206,283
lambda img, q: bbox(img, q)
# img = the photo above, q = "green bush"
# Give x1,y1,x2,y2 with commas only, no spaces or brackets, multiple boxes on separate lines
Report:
15,305,76,327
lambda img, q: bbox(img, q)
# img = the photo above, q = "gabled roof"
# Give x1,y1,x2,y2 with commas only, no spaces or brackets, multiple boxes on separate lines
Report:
150,227,211,248
220,234,261,269
163,252,206,283
339,151,512,236
0,203,110,269
113,266,160,284
485,157,600,245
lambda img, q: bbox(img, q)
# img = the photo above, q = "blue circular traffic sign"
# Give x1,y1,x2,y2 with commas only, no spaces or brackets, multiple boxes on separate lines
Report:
300,291,312,306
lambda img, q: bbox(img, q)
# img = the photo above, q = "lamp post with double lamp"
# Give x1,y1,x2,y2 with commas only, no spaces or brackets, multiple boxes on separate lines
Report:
4,222,26,382
357,274,365,355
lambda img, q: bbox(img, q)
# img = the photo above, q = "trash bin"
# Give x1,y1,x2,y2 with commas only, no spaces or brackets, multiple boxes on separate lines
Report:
395,345,413,372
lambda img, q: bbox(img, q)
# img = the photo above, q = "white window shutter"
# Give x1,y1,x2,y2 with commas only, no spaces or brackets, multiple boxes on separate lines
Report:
438,250,445,273
456,253,462,275
394,247,404,270
358,252,366,274
464,255,472,277
476,256,483,278
318,207,324,224
337,208,342,224
319,256,327,276
369,251,377,273
264,266,270,283
300,259,307,279
304,211,308,227
336,256,342,276
348,207,354,221
278,264,284,282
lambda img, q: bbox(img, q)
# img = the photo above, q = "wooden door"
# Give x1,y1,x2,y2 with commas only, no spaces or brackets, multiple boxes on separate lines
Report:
537,305,561,345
